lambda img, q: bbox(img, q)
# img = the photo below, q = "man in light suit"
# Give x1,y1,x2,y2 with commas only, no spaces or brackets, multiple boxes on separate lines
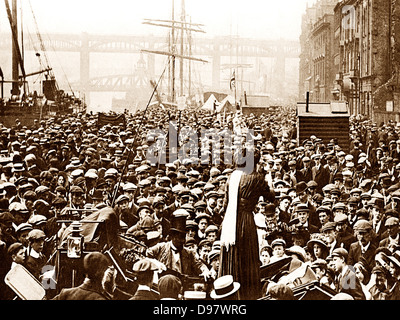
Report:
146,209,207,278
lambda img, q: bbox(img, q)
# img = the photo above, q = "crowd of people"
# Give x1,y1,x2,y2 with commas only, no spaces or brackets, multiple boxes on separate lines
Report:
1,104,400,301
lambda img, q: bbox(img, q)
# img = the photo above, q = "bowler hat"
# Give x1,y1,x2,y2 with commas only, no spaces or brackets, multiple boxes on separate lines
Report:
296,182,308,194
265,204,276,216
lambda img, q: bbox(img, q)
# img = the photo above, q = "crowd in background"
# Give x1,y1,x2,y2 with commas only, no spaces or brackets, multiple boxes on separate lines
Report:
1,105,400,300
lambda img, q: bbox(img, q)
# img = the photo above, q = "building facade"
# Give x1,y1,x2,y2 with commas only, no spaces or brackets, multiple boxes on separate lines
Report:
300,0,400,123
299,0,339,103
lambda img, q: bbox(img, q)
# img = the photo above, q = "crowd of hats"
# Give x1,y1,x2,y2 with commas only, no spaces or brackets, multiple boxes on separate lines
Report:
2,108,400,299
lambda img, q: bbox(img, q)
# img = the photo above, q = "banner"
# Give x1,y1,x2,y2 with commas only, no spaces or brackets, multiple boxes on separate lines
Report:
97,113,126,128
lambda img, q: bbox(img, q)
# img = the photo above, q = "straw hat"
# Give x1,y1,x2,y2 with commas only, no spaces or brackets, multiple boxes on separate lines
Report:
210,275,240,299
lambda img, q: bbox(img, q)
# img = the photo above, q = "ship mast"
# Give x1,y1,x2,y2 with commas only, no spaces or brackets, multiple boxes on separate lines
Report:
4,0,26,96
142,0,207,105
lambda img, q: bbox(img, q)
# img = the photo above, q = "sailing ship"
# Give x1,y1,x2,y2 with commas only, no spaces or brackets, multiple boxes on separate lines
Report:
0,0,86,128
140,0,208,110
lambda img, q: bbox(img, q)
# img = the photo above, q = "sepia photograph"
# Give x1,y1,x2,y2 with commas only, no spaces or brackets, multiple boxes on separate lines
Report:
0,0,400,311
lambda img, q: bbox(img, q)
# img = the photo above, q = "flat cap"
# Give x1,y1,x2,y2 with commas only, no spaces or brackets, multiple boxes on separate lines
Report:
385,217,399,227
28,215,47,226
271,238,286,248
331,248,348,260
123,183,137,191
321,221,336,233
311,258,327,269
132,258,158,273
70,185,84,194
205,225,218,234
7,242,24,256
27,229,46,241
115,194,129,204
334,213,348,224
353,219,372,231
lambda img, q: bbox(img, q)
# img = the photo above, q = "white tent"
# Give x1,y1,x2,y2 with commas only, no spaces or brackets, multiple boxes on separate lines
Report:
201,94,219,111
217,99,235,113
220,95,235,106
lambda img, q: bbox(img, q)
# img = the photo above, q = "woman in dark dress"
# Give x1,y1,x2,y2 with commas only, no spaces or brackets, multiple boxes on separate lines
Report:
218,149,275,300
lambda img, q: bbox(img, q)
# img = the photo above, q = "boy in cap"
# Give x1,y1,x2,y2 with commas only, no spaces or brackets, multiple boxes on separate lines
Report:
207,249,221,280
348,219,377,273
330,248,366,300
334,213,356,251
197,239,212,268
205,225,219,244
7,242,26,269
311,258,333,288
24,229,47,280
270,238,288,263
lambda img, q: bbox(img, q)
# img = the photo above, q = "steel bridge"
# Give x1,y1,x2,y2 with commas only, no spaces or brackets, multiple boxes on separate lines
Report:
0,32,300,96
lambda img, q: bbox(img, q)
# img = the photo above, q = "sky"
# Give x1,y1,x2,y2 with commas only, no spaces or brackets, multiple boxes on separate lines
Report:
0,0,317,111
1,0,317,40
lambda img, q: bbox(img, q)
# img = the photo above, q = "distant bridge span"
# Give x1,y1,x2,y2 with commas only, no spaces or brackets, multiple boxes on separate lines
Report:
0,32,300,94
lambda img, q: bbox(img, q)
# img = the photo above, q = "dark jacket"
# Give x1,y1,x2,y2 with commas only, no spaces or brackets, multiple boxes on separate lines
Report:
129,288,160,300
52,279,110,300
347,241,377,273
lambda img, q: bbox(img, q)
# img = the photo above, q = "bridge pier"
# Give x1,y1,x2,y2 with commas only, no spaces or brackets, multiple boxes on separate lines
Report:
273,44,286,98
212,42,221,92
80,32,90,105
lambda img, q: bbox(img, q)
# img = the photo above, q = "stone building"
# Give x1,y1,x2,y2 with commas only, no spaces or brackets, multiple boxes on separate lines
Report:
300,0,400,123
299,0,339,103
